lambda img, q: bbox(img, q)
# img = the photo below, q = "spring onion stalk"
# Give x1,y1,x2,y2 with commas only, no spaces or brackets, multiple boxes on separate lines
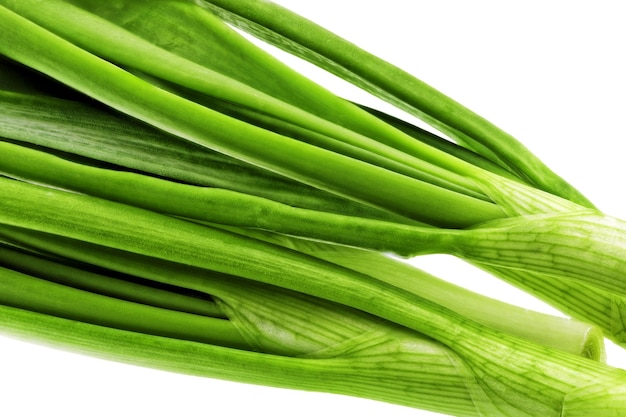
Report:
213,219,626,349
0,2,593,226
0,250,493,416
476,265,626,348
0,100,594,257
199,227,607,360
0,139,446,255
6,304,625,417
4,141,625,305
2,42,626,346
4,141,626,307
0,303,486,417
0,2,584,228
0,90,403,221
2,177,626,415
62,0,559,198
0,244,223,318
56,0,505,191
0,8,614,319
152,83,487,201
0,4,506,227
3,85,620,326
2,243,451,358
2,1,626,415
215,212,626,349
197,0,593,207
0,224,604,360
356,103,519,182
0,141,593,265
461,173,626,344
0,266,248,349
9,0,493,199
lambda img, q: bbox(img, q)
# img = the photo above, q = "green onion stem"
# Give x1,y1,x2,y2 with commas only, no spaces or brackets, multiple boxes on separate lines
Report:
57,0,499,191
2,97,622,349
151,83,486,200
0,140,438,256
0,266,248,349
448,212,626,298
0,304,483,417
1,2,625,416
357,103,520,182
200,0,594,207
1,178,625,415
0,6,504,227
0,222,605,361
479,264,626,347
0,90,403,222
0,244,224,319
210,226,608,361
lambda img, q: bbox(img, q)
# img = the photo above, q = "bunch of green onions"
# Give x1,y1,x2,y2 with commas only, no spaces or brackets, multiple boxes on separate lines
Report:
2,1,626,416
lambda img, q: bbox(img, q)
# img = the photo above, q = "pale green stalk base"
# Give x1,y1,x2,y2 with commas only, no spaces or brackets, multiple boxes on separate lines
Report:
213,226,607,361
478,264,626,348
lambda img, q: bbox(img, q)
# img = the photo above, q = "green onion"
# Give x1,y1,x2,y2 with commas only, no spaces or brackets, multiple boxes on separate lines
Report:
2,1,626,415
199,0,594,207
0,244,224,318
0,265,247,349
4,137,626,347
2,177,626,415
0,3,505,227
0,89,399,220
4,135,626,345
0,224,604,360
0,302,486,417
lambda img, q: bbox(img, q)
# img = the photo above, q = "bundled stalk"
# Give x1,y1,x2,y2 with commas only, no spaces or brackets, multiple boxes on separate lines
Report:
1,1,626,416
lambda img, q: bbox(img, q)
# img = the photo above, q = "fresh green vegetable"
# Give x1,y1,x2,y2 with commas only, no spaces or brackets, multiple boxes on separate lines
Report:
0,302,499,417
3,141,625,296
0,265,247,349
5,83,624,346
2,1,626,416
3,133,626,346
0,224,604,360
198,0,594,207
0,89,399,220
0,244,224,318
0,2,506,228
2,176,626,416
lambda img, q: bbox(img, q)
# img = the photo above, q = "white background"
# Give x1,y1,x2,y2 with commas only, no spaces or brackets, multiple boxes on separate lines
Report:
2,1,626,416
